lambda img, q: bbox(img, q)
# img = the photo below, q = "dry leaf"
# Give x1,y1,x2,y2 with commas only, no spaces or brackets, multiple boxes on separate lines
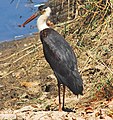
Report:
85,107,93,114
20,81,40,87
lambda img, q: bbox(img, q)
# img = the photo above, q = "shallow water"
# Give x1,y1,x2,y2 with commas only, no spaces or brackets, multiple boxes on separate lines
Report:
0,0,47,42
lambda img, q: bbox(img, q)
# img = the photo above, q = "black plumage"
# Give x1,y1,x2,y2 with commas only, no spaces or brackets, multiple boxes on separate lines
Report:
21,5,83,111
40,28,83,95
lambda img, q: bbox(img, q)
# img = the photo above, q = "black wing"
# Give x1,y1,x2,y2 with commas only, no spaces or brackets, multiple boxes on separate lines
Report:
40,28,83,95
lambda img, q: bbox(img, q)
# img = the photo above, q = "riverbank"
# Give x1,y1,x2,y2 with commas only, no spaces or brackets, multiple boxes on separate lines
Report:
0,0,113,119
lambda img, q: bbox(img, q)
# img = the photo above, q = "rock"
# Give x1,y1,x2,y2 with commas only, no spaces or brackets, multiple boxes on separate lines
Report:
0,114,16,120
107,99,113,109
12,68,26,78
47,74,56,80
0,52,2,56
0,71,7,77
0,84,4,88
24,44,28,47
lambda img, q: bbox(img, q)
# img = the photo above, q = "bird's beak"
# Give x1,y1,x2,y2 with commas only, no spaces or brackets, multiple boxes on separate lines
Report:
21,12,40,27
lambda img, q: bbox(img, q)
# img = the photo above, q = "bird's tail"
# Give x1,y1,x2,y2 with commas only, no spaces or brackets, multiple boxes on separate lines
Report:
66,71,83,95
54,71,83,95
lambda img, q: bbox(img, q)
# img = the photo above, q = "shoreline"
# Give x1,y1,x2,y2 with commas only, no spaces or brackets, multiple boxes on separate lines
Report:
0,32,39,44
0,32,39,53
0,0,68,44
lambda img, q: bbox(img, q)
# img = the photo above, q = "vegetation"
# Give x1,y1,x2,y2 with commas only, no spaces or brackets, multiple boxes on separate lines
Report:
49,0,113,101
0,0,113,118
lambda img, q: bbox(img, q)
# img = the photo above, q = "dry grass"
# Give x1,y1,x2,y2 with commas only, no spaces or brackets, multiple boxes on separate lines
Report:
50,0,113,101
0,0,113,110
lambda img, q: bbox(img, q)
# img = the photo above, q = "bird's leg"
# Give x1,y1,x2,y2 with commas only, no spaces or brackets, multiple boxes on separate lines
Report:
58,82,62,111
62,85,65,110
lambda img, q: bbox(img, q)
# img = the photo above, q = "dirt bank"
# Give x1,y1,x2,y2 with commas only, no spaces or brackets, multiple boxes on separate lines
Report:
0,0,113,119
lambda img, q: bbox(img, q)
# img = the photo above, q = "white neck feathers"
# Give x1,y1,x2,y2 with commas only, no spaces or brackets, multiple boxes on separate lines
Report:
37,7,51,31
37,15,49,31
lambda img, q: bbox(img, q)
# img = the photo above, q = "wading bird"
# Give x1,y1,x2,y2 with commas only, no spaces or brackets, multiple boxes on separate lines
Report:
21,5,83,111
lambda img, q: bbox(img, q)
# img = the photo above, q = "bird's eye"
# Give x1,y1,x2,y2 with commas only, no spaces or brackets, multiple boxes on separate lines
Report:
41,10,46,14
38,5,47,11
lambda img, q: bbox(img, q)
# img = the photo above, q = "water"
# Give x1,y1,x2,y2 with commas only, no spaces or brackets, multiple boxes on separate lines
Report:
0,0,47,42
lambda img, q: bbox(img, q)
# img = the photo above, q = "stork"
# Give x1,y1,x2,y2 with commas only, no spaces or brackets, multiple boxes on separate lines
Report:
21,5,83,111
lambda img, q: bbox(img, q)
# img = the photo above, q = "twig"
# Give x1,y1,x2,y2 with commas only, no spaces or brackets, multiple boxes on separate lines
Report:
55,19,74,27
86,52,113,75
12,46,39,64
80,57,91,74
0,42,41,62
0,46,42,79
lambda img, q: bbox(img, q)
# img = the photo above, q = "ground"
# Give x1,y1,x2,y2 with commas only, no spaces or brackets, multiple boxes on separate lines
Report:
0,30,113,119
0,0,113,119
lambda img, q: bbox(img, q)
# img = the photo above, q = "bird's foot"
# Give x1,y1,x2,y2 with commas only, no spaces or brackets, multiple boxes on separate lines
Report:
58,104,62,112
62,107,75,112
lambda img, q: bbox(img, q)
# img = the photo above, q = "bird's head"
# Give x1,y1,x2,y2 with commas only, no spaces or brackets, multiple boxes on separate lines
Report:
21,5,51,27
38,5,51,17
